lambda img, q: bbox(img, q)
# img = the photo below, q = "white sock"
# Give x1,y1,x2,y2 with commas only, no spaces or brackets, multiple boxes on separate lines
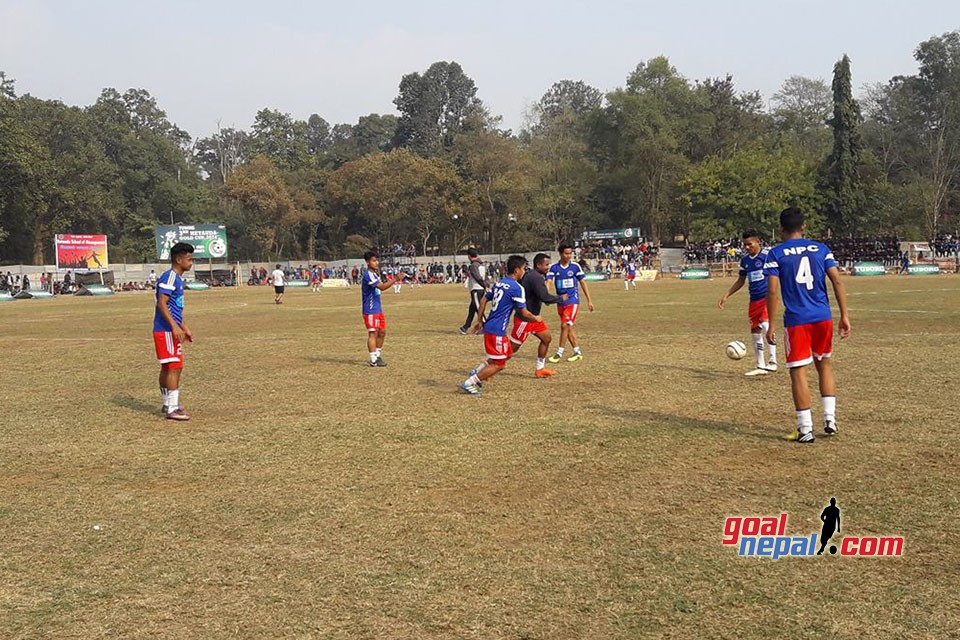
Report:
167,390,179,413
160,386,168,407
369,352,378,363
536,358,545,370
796,409,813,434
624,281,628,289
822,396,836,423
555,347,565,357
753,335,764,367
465,374,480,386
573,346,582,355
768,343,777,363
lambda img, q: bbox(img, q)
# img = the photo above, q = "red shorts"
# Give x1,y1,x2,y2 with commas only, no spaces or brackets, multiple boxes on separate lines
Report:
363,313,386,332
153,331,183,369
626,273,636,281
510,317,549,345
784,320,834,368
557,303,579,326
748,299,769,331
484,333,513,361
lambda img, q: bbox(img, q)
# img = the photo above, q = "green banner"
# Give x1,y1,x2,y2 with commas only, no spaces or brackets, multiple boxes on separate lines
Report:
285,279,311,287
852,262,886,276
583,272,608,282
156,224,228,260
581,228,643,241
908,264,940,275
0,292,13,302
680,268,710,280
185,281,210,290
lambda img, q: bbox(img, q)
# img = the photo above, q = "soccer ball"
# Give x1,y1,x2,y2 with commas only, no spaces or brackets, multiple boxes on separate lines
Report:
725,341,747,360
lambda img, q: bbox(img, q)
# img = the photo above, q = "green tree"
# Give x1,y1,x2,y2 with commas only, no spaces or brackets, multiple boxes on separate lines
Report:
393,61,481,155
820,55,865,234
679,147,819,240
771,76,832,157
250,108,311,171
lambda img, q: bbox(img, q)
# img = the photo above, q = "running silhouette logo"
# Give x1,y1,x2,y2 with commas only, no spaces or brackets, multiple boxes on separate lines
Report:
722,498,904,559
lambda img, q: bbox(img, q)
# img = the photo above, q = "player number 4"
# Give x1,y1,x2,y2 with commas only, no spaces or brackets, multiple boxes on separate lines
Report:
795,256,814,290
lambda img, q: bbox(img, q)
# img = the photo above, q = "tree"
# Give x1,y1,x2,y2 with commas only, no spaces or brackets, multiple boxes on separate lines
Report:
531,80,603,131
328,149,470,255
820,55,865,234
679,146,819,241
250,108,310,170
772,76,832,156
393,61,482,155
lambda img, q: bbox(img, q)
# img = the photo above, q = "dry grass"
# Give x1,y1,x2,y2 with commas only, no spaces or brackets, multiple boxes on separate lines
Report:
1,275,959,639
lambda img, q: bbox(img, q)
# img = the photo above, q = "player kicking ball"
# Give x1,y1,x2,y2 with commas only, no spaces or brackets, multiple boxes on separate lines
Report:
510,253,568,377
547,244,595,363
460,255,544,395
154,242,195,421
361,251,401,367
718,230,778,376
764,207,851,443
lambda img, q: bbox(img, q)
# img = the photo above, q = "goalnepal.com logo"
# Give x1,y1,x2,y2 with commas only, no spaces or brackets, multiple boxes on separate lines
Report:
722,498,904,559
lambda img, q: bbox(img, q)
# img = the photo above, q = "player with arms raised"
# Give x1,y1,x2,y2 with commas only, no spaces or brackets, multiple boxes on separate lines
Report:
361,251,400,367
154,242,195,421
764,208,851,443
718,230,778,375
547,244,595,363
460,255,544,395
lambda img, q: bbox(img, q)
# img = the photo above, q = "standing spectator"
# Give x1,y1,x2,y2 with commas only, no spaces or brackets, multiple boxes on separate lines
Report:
459,248,488,335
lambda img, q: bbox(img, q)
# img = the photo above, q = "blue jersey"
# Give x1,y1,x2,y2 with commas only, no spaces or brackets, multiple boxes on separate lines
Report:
361,269,382,314
547,262,585,306
483,277,526,337
153,269,184,332
763,239,839,327
739,249,769,302
627,262,637,276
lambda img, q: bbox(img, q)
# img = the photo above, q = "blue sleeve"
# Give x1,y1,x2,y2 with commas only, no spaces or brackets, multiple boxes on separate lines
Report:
484,289,494,301
738,258,747,277
575,265,585,280
545,267,555,281
762,250,780,277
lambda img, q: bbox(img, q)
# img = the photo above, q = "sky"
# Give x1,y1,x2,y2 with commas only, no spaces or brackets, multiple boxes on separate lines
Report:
1,0,957,139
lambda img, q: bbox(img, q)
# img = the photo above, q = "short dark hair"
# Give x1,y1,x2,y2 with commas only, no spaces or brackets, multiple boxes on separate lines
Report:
780,207,804,233
742,229,761,241
558,243,573,254
506,255,527,273
276,263,281,269
533,253,550,267
363,250,379,262
170,242,194,262
467,248,478,258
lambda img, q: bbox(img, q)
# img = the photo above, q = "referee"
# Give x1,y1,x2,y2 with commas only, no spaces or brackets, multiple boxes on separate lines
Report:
459,248,488,334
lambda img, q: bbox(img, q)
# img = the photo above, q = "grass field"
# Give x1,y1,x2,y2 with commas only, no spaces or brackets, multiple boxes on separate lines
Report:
2,275,959,639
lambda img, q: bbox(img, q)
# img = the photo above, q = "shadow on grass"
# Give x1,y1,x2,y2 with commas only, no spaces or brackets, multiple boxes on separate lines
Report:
112,394,157,416
588,404,782,442
307,355,369,367
632,363,723,380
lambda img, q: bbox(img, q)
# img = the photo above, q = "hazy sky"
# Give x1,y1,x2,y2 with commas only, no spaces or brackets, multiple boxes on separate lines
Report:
1,0,957,139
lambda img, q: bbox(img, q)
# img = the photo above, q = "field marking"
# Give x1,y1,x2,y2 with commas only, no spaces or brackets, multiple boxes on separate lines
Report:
848,308,945,314
849,287,960,296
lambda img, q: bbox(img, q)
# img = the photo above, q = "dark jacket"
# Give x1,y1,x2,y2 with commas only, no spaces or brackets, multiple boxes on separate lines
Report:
520,269,563,316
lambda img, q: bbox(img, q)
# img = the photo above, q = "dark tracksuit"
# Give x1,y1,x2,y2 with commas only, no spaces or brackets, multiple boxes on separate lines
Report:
461,261,487,330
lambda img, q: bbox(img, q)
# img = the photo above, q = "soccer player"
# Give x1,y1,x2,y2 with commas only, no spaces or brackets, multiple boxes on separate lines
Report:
764,207,851,443
510,253,568,377
361,251,400,367
459,248,488,335
547,244,595,363
460,255,544,395
718,230,778,376
154,242,195,421
271,264,285,304
624,260,637,290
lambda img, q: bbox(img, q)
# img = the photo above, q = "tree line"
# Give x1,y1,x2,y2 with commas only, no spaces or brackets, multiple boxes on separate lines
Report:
1,30,959,265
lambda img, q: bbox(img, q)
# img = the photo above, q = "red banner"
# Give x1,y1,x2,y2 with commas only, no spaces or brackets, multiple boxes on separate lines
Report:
55,234,109,270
